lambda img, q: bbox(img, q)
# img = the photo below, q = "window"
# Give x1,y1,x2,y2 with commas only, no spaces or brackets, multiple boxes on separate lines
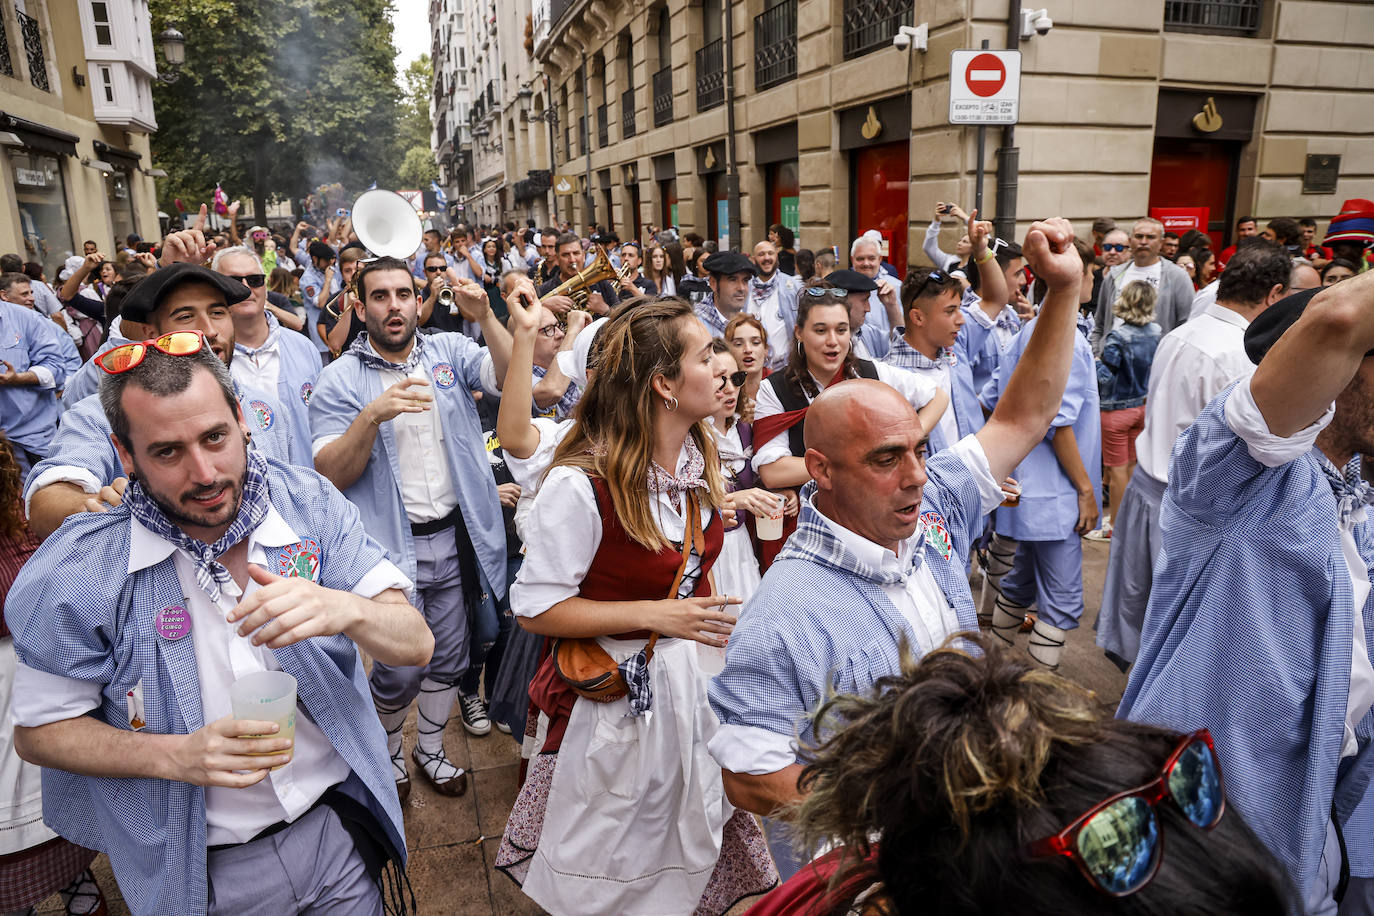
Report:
92,1,113,45
100,65,113,103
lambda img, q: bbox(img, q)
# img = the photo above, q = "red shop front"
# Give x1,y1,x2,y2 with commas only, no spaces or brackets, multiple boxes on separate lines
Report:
840,96,911,277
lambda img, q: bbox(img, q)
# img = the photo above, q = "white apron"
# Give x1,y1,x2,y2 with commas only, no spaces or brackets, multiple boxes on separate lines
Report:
0,639,58,855
523,637,733,916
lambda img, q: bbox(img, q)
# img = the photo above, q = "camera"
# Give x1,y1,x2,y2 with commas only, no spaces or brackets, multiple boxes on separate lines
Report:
1020,8,1053,38
1033,13,1053,34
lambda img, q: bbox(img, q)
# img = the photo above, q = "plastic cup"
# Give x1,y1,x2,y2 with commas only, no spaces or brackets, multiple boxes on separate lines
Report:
756,494,786,541
229,670,297,769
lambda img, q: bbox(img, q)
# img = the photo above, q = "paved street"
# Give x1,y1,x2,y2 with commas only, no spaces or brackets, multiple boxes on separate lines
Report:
38,538,1126,916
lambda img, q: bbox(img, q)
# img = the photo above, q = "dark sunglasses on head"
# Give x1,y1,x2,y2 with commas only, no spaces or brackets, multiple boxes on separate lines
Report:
226,273,266,288
1027,729,1225,897
1101,243,1127,253
803,287,848,302
908,270,946,301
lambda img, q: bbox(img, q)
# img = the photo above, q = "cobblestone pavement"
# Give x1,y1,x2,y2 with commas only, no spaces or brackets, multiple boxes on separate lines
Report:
39,540,1126,916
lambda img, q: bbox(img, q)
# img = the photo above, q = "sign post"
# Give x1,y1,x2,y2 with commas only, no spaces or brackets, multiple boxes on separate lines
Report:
949,45,1021,219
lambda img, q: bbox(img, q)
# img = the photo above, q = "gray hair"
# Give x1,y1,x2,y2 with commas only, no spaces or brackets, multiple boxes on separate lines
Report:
210,245,264,273
1132,217,1165,236
100,343,238,448
850,237,880,259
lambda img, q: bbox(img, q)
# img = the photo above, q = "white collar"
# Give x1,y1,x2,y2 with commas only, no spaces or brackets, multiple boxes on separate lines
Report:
1203,302,1251,330
127,503,298,574
808,490,915,571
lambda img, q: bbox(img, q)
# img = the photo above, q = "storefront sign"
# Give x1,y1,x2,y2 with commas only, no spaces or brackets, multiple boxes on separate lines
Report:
552,174,577,195
716,200,729,250
14,167,51,188
1149,206,1209,235
780,196,800,241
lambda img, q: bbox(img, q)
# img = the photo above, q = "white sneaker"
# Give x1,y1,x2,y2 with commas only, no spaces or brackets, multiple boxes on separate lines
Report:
1085,520,1113,541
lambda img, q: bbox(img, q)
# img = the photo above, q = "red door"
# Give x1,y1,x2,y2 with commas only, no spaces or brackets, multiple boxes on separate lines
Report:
852,140,910,276
1148,138,1236,250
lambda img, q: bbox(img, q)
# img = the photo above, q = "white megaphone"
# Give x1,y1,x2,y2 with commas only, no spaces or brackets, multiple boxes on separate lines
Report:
351,189,423,259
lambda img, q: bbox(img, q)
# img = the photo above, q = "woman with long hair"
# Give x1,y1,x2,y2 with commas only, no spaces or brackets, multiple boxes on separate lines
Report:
751,286,949,567
495,294,776,914
724,313,769,411
1191,246,1218,289
644,243,676,296
750,634,1293,915
267,266,300,305
768,223,797,276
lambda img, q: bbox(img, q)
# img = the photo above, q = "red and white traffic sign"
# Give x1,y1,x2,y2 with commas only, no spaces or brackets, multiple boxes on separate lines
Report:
949,49,1021,125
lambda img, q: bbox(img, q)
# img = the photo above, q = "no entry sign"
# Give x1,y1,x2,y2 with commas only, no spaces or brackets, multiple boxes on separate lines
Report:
949,49,1022,124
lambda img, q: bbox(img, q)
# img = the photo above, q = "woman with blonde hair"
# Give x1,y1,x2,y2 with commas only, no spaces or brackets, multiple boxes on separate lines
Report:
1090,280,1161,540
495,293,776,914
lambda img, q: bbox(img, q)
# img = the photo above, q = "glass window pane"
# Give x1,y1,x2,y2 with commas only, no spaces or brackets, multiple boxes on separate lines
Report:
8,150,76,278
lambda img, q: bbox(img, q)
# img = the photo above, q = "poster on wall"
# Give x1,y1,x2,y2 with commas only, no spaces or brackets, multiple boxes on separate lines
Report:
1149,206,1209,238
717,200,730,251
670,203,679,228
780,196,800,247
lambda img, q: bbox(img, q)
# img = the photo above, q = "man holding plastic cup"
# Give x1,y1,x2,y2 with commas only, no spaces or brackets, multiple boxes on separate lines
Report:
4,338,434,915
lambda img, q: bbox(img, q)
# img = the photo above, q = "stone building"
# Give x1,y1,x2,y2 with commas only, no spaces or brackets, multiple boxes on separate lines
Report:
511,0,1373,273
0,0,163,277
431,0,474,218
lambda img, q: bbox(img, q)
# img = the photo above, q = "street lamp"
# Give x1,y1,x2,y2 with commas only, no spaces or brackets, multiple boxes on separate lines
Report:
157,27,186,84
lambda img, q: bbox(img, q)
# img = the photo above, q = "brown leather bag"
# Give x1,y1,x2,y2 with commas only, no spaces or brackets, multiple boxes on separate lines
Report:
553,490,706,703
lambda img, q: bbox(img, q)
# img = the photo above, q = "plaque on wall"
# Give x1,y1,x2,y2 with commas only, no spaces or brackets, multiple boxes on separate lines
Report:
1303,154,1340,195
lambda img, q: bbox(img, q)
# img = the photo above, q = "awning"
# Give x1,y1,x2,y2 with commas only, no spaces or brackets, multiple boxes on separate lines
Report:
0,112,79,157
92,139,142,164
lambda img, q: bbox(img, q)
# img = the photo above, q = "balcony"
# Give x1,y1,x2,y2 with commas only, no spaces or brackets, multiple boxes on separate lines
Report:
596,103,608,147
1164,0,1262,35
17,5,48,91
695,39,724,112
842,0,913,60
754,0,797,90
652,65,673,127
514,169,552,202
621,88,635,138
0,15,11,77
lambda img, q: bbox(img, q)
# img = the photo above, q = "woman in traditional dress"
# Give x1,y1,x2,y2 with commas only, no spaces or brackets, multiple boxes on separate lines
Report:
724,313,769,410
495,292,776,914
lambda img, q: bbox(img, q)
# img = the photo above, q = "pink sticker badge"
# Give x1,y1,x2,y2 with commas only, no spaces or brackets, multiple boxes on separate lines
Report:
156,605,191,641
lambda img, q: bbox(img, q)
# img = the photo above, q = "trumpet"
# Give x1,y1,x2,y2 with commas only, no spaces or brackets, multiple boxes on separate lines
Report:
544,244,619,328
437,285,457,315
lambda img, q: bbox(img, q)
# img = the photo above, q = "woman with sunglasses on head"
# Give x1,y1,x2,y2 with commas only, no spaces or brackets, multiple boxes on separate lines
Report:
749,633,1293,916
751,284,949,568
495,293,777,915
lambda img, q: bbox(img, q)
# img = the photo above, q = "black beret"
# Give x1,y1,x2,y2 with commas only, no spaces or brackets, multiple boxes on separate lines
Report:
121,263,251,323
825,269,879,293
702,250,758,277
1243,286,1322,365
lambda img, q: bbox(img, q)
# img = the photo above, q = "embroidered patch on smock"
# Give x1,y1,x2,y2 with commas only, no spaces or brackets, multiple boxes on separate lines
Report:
248,399,274,429
432,362,457,389
921,511,954,560
278,538,321,581
300,381,313,405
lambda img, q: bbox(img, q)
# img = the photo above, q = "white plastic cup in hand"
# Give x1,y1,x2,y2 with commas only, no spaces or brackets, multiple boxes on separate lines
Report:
756,494,786,541
229,670,297,770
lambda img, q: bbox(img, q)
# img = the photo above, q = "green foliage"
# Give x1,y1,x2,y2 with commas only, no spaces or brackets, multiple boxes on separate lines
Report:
397,144,438,188
149,0,405,219
398,54,433,154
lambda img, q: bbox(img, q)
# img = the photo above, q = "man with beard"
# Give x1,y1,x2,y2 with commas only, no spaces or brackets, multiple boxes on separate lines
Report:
309,257,515,799
6,340,432,916
694,250,757,337
1090,218,1194,355
25,256,300,540
748,240,801,370
1120,271,1374,915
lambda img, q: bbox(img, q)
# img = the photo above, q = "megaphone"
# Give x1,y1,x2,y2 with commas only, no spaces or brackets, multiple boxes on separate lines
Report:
351,189,423,259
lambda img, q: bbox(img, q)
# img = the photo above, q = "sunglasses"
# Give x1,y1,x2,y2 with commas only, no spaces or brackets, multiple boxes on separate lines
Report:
908,269,946,301
803,287,849,302
226,273,266,288
537,323,561,338
1101,243,1127,253
95,330,207,375
425,265,446,273
722,370,747,389
1027,729,1225,897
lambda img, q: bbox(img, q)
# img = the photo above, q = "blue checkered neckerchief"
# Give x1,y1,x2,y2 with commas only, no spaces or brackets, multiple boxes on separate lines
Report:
348,330,427,373
531,364,581,420
887,337,950,371
776,481,924,585
996,309,1021,334
122,451,272,603
1319,453,1374,526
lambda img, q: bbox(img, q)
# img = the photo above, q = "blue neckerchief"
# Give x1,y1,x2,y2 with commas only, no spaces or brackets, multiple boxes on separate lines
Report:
1319,453,1374,526
776,481,923,583
888,338,950,371
348,330,427,373
996,311,1020,333
122,451,272,603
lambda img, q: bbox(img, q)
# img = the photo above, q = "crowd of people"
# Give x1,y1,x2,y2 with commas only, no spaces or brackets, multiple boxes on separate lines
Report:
0,192,1371,916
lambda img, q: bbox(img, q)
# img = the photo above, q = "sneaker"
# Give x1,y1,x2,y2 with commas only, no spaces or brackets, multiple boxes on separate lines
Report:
495,719,512,734
458,692,492,736
1085,523,1112,541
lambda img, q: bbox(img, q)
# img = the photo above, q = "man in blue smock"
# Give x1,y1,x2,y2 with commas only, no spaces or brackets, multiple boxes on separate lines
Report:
6,341,433,916
1119,276,1374,915
24,261,301,540
979,247,1102,671
708,218,1087,877
0,286,69,479
298,241,340,360
310,256,514,801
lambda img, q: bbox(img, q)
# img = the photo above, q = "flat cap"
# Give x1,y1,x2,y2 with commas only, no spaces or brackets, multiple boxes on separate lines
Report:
1244,285,1374,364
824,269,878,293
703,250,758,277
121,263,250,323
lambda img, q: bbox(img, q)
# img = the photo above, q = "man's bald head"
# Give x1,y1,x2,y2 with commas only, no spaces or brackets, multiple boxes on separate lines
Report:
805,380,919,456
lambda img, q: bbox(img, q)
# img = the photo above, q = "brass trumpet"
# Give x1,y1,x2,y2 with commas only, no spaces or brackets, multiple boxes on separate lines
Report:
437,285,457,315
544,244,619,328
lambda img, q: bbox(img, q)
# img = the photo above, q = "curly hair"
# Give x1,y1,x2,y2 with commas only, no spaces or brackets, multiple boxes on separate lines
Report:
1112,280,1158,327
790,633,1293,916
0,433,23,541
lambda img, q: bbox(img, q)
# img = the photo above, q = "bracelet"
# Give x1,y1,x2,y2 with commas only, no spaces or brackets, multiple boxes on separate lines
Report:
976,250,996,264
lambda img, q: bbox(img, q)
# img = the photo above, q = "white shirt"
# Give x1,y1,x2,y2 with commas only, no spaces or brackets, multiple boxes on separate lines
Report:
506,417,575,540
905,360,960,449
12,506,411,845
1189,278,1220,320
1136,303,1256,483
1224,380,1374,761
379,363,460,524
230,327,283,393
751,362,940,472
1108,260,1164,334
747,273,791,370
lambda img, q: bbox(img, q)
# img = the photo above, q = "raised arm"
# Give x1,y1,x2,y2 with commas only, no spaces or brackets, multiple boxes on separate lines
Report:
497,280,543,459
975,218,1083,484
968,211,1006,317
1250,270,1374,436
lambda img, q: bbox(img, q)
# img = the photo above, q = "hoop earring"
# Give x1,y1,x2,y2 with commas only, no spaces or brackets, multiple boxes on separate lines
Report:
796,340,804,355
664,395,679,412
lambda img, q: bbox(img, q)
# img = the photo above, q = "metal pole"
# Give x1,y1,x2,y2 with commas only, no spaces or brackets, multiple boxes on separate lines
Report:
582,53,595,228
722,0,740,251
974,39,988,217
994,1,1020,242
544,74,557,226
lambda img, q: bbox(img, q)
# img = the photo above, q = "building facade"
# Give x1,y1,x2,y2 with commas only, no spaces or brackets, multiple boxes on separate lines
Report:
494,0,1374,270
1,0,161,277
431,0,474,218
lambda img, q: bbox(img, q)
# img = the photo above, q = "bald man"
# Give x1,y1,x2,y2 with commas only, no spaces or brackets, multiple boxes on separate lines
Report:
748,240,801,370
708,218,1087,877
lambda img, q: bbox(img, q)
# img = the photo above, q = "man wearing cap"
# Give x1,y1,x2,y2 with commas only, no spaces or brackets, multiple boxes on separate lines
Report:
848,235,899,341
25,262,299,540
692,250,756,337
748,241,800,369
309,256,514,800
0,276,69,480
7,338,432,916
822,268,892,360
213,247,322,462
1095,242,1291,668
1120,271,1374,915
1323,198,1374,274
299,241,341,359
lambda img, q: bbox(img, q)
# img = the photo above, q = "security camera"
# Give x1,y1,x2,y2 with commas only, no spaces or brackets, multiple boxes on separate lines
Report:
1033,12,1053,34
1020,8,1053,39
892,31,911,49
893,23,929,52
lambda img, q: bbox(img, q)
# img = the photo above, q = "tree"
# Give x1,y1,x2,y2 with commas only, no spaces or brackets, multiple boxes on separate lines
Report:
398,145,438,189
149,0,403,223
394,54,436,190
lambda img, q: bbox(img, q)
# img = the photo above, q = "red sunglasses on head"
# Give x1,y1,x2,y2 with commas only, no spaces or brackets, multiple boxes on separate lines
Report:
95,330,207,375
